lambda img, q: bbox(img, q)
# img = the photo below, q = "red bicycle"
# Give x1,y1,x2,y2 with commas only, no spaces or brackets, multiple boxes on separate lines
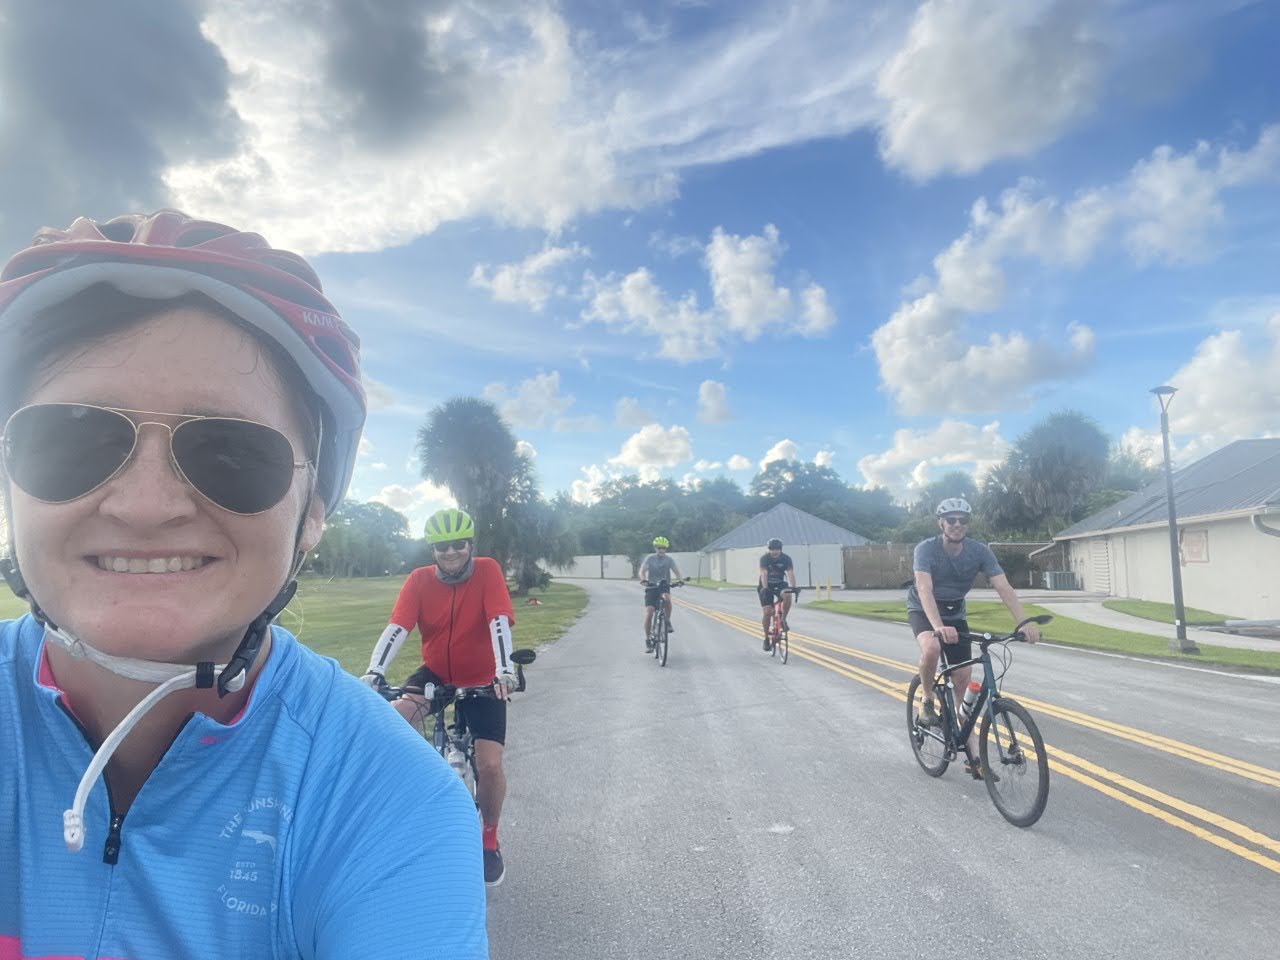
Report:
767,586,803,664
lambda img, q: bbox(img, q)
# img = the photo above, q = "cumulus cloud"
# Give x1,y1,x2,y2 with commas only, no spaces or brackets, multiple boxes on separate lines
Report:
370,480,456,535
609,424,693,476
857,420,1010,497
815,450,834,467
516,439,537,459
872,124,1280,414
727,454,752,471
1119,312,1280,467
0,0,242,254
798,284,837,336
760,439,799,470
470,242,590,311
582,224,836,362
166,3,676,254
570,464,609,504
877,0,1107,179
693,459,724,472
697,380,731,424
581,267,718,362
615,396,656,427
483,371,574,429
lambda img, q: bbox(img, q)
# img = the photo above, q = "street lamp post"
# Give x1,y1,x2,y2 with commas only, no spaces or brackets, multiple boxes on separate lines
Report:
1151,386,1199,655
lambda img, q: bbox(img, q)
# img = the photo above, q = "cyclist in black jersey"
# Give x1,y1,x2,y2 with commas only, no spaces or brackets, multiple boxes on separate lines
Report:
758,538,797,651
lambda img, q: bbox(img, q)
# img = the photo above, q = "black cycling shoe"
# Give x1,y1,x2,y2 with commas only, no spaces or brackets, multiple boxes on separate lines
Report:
484,847,505,887
763,635,772,652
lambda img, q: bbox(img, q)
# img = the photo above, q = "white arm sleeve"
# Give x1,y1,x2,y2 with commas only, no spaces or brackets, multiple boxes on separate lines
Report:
490,615,514,678
367,623,410,676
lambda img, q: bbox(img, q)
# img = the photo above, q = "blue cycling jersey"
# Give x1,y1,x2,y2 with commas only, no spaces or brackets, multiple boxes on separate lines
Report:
0,614,488,959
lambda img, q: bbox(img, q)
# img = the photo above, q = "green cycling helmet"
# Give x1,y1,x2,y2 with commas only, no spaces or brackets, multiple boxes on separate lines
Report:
652,536,670,548
425,508,475,543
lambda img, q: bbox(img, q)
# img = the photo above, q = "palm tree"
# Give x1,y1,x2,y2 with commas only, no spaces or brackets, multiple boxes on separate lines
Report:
416,398,520,557
1010,410,1109,533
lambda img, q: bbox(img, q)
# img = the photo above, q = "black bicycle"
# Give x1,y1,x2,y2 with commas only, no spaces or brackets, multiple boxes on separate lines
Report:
906,615,1051,827
379,648,536,800
642,579,684,667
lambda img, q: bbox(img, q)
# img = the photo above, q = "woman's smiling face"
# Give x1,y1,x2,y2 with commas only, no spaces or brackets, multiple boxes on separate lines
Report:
8,303,323,663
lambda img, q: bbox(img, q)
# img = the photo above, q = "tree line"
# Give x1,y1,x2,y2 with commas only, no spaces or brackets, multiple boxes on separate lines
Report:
310,401,1159,584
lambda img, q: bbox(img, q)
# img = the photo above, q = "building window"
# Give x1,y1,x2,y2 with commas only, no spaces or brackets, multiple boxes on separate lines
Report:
1180,528,1209,563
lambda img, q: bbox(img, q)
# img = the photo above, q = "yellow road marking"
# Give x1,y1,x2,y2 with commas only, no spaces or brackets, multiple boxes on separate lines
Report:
678,597,1280,874
682,598,1280,789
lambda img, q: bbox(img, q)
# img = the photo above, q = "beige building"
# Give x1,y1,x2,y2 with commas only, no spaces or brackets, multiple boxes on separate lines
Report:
1047,439,1280,620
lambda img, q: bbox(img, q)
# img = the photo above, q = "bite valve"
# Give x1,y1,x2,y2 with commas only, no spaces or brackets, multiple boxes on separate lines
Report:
63,809,85,853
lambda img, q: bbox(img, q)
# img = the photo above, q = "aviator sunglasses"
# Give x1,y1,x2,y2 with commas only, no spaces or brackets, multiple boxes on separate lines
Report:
1,402,311,516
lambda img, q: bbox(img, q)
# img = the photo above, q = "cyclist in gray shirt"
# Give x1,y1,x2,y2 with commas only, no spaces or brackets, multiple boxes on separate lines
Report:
640,536,684,649
908,498,1040,775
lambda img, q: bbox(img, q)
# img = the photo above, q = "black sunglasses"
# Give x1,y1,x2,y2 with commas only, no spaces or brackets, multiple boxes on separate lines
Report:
942,515,969,526
1,402,310,516
433,539,472,553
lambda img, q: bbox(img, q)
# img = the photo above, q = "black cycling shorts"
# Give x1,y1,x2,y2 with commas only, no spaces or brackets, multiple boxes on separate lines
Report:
758,583,788,607
644,586,667,608
907,612,973,665
402,664,508,745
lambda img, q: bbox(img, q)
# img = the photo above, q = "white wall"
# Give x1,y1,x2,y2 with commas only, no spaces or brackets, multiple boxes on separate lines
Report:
715,544,844,587
553,554,634,579
1068,516,1279,618
554,551,703,579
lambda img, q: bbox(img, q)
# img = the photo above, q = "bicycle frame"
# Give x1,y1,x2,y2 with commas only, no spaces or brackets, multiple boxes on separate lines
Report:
919,645,999,759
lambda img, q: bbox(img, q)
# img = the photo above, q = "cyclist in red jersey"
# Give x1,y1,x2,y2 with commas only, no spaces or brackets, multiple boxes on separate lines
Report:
362,508,517,886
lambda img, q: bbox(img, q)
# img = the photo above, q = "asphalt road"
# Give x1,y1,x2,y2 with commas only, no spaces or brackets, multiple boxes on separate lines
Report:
487,581,1280,959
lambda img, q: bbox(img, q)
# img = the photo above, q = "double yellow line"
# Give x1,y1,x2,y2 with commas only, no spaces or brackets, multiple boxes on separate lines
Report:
681,598,1280,875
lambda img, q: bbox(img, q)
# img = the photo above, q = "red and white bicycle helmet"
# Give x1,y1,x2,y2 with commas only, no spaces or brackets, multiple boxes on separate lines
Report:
0,210,365,516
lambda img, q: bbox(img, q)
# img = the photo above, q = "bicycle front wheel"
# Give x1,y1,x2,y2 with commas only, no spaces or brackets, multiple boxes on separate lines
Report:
980,697,1049,827
778,628,789,664
906,675,949,777
658,619,669,666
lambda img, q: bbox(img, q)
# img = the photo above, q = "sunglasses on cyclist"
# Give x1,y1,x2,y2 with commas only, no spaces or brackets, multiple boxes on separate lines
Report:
1,402,311,516
432,539,472,553
942,515,969,526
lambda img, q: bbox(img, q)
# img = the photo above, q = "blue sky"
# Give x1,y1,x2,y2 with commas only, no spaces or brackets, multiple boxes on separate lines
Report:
2,0,1277,533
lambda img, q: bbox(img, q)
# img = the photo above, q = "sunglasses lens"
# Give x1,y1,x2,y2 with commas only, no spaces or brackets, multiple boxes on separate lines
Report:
3,404,135,502
172,418,297,514
435,539,470,552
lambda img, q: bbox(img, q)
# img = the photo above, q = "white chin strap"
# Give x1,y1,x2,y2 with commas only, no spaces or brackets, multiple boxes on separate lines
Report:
46,624,244,853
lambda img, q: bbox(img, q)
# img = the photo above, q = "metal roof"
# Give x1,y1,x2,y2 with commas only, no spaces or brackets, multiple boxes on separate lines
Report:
701,502,871,551
1054,438,1280,540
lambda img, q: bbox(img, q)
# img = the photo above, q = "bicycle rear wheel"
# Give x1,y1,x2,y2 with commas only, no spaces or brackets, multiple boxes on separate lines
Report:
980,697,1049,827
906,675,950,776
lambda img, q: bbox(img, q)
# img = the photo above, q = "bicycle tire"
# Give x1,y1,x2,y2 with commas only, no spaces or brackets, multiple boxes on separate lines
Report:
906,674,950,777
658,618,669,666
778,628,789,664
653,611,664,662
980,697,1049,827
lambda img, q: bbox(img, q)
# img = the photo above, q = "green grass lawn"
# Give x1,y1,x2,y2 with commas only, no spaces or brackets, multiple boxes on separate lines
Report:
1102,598,1239,626
0,575,588,682
0,589,27,620
807,598,1280,673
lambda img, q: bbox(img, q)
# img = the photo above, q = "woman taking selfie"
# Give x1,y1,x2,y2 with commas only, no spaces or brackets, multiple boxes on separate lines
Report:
0,211,487,957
